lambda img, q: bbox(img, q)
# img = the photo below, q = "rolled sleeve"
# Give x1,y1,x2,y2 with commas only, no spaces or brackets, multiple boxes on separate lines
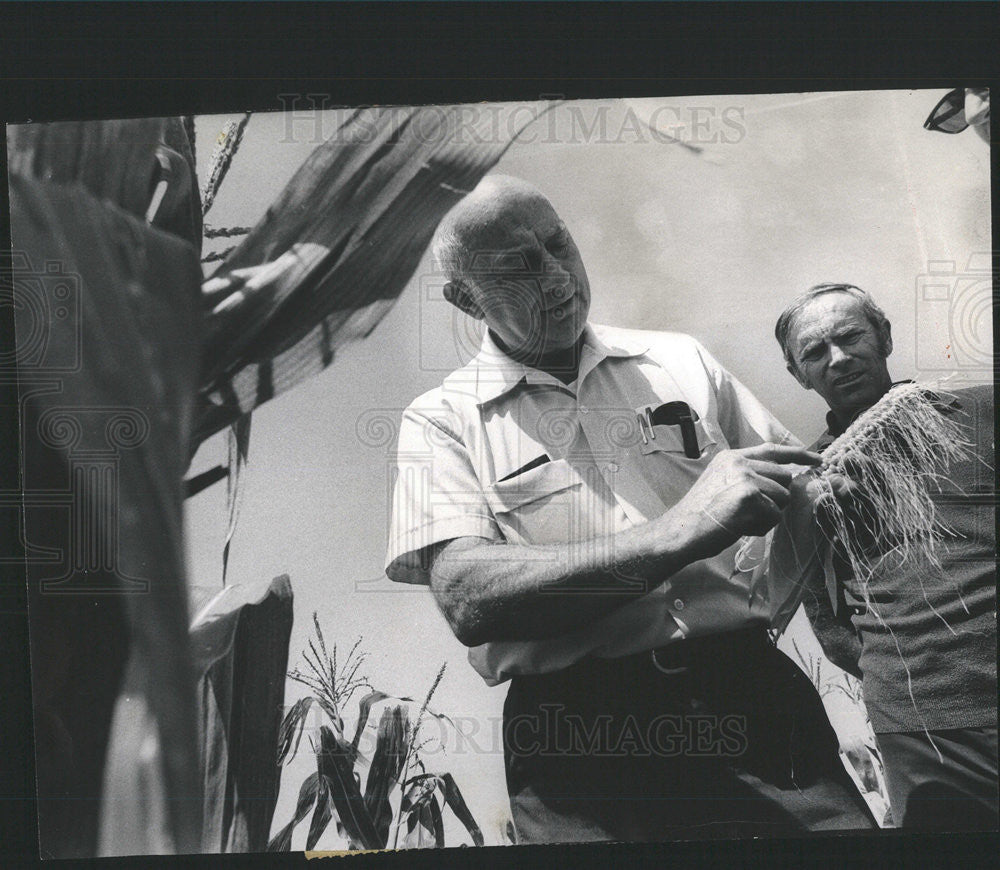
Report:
693,339,799,449
385,405,501,585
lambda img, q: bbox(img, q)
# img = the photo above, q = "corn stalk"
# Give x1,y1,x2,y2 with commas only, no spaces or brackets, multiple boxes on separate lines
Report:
268,616,482,850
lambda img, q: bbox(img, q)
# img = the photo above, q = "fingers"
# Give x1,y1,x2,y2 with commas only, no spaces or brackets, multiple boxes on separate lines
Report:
752,473,793,511
745,459,798,488
201,264,270,308
826,471,859,501
244,257,293,289
203,259,290,300
740,488,785,537
212,289,247,316
739,444,823,467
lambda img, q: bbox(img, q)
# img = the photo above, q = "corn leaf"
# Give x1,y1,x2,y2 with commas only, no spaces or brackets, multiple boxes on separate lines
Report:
305,774,334,850
400,773,441,815
403,794,444,849
352,690,454,761
195,103,554,445
430,794,445,847
276,696,315,765
11,172,205,857
351,690,412,755
505,819,518,845
317,725,382,849
266,771,319,851
438,772,484,847
363,707,410,846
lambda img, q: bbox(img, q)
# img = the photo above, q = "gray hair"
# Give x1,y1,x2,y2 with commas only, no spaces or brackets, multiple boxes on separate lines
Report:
431,174,547,292
775,283,891,370
431,224,469,285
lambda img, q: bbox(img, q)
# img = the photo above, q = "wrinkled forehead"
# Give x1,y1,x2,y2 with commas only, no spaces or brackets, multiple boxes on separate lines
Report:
791,292,875,344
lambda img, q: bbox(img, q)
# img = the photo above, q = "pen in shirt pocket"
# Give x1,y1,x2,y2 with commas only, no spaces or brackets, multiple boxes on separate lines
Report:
636,401,702,458
497,454,551,482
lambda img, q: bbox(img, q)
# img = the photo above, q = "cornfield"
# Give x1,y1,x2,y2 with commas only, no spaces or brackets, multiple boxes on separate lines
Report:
268,614,484,850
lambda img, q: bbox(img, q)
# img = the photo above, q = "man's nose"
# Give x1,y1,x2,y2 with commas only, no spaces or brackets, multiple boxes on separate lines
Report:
827,343,851,367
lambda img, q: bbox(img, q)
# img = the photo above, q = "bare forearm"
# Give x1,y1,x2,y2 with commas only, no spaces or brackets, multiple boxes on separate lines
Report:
429,443,822,647
430,514,701,646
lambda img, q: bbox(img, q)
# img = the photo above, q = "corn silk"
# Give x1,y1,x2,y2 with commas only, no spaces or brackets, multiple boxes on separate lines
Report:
743,383,977,754
747,382,975,634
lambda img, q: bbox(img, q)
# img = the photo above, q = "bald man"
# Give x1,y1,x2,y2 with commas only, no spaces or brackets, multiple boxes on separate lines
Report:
386,177,875,842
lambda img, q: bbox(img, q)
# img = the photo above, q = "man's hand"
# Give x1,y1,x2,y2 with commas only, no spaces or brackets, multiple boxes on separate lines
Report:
791,464,861,540
665,444,822,558
428,444,824,647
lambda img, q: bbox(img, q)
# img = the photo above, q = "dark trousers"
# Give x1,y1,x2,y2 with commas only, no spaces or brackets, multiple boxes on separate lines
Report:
503,627,876,843
876,727,998,830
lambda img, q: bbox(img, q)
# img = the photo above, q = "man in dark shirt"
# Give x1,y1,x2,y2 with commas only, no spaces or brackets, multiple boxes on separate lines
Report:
774,283,998,830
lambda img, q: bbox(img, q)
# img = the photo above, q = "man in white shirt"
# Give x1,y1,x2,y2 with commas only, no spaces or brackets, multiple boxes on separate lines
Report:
386,176,874,842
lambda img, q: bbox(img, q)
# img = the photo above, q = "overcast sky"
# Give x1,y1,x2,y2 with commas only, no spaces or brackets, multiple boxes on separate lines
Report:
185,90,991,846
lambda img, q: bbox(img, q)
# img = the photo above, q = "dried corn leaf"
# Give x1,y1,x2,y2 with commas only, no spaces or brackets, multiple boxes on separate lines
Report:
195,102,554,444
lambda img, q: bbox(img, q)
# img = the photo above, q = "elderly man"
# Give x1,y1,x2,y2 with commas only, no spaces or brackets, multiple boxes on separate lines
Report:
386,176,874,843
775,283,998,830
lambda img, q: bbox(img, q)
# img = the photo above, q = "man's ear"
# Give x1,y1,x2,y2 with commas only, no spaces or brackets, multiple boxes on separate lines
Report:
881,322,893,358
443,281,484,320
787,361,811,390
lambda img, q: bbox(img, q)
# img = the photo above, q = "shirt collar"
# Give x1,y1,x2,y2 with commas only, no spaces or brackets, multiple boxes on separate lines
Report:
463,324,647,406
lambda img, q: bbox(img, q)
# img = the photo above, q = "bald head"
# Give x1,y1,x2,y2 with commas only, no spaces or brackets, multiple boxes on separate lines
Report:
431,175,592,360
433,175,551,281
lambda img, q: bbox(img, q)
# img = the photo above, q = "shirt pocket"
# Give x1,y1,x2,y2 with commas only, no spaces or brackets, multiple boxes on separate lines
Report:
637,414,720,459
484,458,584,546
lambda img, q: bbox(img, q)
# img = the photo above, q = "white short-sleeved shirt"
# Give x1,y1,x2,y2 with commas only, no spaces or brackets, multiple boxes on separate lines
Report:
386,324,796,685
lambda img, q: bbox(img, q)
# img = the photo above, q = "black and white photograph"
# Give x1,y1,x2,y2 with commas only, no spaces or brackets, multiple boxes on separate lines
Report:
7,84,995,860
